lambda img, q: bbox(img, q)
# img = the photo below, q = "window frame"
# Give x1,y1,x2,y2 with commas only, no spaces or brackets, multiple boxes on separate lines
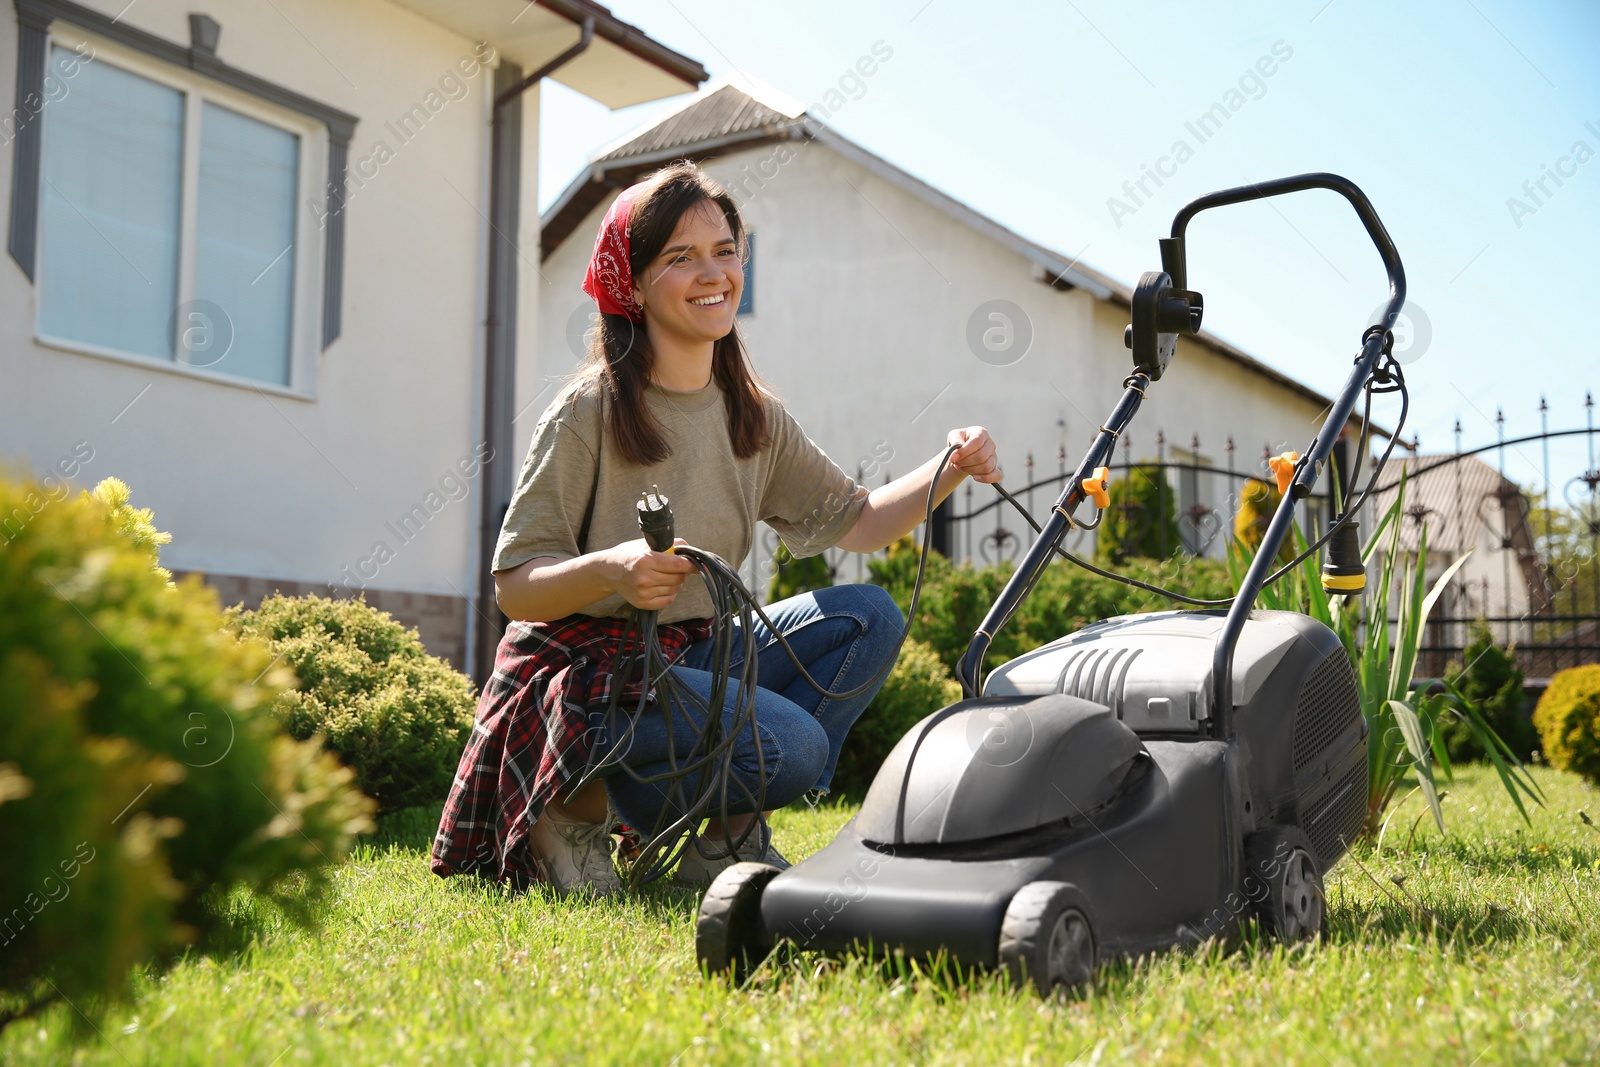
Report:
1168,445,1214,557
7,0,358,400
736,230,754,317
33,26,326,396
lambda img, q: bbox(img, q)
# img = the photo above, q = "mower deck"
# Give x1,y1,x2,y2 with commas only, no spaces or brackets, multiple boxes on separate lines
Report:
760,738,1237,967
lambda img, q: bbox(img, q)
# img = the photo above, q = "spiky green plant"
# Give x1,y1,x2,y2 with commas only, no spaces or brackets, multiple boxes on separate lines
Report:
1229,471,1543,843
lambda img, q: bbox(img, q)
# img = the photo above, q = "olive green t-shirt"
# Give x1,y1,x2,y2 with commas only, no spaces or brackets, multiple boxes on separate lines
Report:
492,377,869,623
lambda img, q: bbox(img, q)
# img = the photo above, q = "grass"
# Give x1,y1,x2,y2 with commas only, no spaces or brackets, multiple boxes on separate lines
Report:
6,767,1599,1066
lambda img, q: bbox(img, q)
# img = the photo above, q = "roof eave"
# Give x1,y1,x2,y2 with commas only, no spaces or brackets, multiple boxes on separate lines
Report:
535,0,707,87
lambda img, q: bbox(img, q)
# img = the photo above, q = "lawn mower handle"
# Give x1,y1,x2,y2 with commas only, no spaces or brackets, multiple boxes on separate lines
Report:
955,173,1407,726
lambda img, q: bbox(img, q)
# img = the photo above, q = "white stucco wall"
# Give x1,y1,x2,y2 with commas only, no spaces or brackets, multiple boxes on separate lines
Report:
537,140,1339,579
0,0,516,601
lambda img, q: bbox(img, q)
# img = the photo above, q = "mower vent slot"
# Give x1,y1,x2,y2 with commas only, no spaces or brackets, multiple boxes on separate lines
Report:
1055,645,1141,715
1303,759,1366,868
1292,650,1361,774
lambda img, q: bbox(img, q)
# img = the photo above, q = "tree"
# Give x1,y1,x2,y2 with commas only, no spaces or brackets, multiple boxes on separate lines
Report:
1097,463,1180,564
1443,621,1537,762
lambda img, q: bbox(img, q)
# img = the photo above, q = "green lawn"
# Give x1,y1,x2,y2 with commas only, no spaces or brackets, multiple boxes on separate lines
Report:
8,767,1599,1066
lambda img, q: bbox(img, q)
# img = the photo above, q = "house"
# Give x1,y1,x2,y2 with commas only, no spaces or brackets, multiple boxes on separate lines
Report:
536,78,1376,591
0,0,707,683
1368,453,1548,675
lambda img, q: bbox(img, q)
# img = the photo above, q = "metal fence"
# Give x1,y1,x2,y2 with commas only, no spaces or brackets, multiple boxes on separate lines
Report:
749,397,1600,684
749,429,1331,592
1380,396,1600,681
933,431,1330,568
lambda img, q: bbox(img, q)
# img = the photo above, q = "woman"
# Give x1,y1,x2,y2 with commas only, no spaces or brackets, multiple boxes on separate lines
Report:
431,162,1001,896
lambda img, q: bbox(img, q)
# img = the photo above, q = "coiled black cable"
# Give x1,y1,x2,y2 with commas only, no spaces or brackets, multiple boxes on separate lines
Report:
572,444,961,886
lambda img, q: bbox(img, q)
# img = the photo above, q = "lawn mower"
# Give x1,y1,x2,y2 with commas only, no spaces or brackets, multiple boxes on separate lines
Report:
694,172,1409,995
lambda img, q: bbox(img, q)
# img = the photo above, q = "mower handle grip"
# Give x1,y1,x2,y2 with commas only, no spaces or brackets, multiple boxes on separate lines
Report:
1166,173,1405,321
1185,174,1406,732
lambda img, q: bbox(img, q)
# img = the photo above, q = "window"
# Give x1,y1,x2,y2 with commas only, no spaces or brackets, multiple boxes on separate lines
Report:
35,43,310,387
37,53,182,360
737,232,754,316
1170,447,1216,556
194,103,300,384
9,6,354,395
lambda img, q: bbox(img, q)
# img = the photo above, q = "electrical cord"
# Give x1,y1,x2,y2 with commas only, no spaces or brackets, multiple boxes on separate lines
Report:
988,354,1409,608
572,443,961,886
1254,354,1408,587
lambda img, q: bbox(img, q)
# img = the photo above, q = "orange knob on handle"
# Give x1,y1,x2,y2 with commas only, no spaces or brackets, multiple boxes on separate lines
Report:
1081,466,1111,509
1268,451,1300,496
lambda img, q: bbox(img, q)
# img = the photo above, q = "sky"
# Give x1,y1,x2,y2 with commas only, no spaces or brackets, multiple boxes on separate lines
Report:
538,0,1600,494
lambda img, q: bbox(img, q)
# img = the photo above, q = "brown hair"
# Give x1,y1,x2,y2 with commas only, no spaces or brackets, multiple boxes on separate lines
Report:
569,162,770,465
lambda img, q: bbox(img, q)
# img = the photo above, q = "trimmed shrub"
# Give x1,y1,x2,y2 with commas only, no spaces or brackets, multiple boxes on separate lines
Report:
1532,664,1600,784
0,473,374,1027
1443,622,1537,763
768,541,834,603
90,476,173,582
1098,463,1180,564
226,594,478,813
1233,478,1279,552
832,637,961,800
1230,477,1302,566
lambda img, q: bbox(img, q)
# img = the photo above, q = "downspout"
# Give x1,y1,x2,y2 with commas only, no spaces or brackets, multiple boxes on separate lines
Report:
473,16,594,686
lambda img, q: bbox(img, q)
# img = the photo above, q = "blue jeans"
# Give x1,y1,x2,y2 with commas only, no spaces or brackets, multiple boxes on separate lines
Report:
596,583,904,833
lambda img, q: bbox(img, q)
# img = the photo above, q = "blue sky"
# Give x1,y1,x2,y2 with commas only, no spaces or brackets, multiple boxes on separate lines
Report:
538,0,1600,492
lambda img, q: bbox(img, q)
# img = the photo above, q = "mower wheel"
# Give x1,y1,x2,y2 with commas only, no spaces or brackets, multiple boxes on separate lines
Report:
696,862,782,980
997,881,1098,997
1243,826,1326,944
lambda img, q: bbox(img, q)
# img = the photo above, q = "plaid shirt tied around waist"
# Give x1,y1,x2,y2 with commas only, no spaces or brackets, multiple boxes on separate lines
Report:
430,612,714,887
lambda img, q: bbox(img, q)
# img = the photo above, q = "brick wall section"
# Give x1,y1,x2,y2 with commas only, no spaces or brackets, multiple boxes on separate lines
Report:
174,570,470,675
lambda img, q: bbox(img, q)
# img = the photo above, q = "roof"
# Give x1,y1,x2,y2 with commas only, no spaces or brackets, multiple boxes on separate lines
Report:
593,82,798,163
540,79,812,254
540,81,1380,432
1369,454,1535,557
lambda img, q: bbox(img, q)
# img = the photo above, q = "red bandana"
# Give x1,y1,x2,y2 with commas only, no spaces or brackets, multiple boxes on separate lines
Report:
581,183,646,323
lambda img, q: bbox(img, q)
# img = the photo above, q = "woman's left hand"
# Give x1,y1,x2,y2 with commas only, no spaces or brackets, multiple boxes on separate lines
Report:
947,426,1002,484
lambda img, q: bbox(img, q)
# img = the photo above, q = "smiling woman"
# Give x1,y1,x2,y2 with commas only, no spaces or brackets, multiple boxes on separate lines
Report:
431,162,1003,898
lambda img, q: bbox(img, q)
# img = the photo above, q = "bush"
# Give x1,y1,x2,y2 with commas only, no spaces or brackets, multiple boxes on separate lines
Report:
0,473,374,1028
1444,622,1537,763
90,476,174,582
831,637,961,800
226,594,478,813
1233,478,1277,550
768,541,833,603
869,542,1234,678
1098,463,1180,564
1532,664,1600,784
1231,478,1305,568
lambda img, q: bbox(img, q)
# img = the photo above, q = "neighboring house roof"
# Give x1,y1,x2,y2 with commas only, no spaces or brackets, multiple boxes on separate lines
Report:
590,82,796,165
1369,453,1548,611
540,80,1378,431
1370,453,1540,568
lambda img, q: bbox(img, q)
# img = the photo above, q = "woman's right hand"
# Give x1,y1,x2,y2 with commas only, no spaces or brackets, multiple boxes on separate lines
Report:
599,537,696,610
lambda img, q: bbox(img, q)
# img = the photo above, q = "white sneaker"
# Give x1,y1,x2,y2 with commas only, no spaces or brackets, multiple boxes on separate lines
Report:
673,820,791,887
530,801,623,897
